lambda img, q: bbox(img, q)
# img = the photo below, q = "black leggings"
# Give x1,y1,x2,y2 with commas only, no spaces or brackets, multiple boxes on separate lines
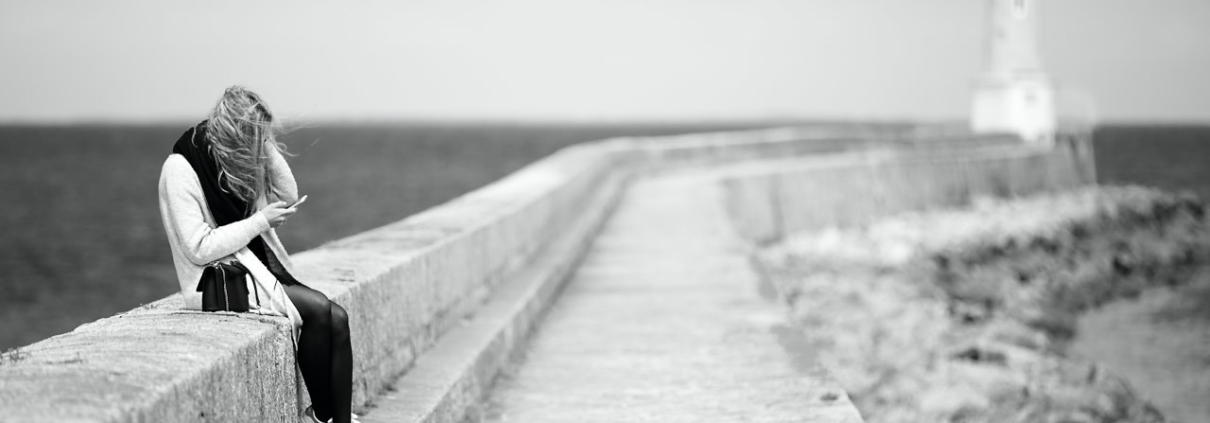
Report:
284,283,352,423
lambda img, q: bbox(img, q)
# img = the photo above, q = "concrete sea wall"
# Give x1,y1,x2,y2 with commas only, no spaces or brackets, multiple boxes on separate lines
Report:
721,135,1095,243
0,126,1092,422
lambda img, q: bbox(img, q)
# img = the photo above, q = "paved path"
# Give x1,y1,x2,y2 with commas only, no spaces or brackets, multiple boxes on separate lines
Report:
478,170,862,423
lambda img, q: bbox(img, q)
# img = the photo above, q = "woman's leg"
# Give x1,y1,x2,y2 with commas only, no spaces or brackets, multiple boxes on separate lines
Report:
329,303,352,422
284,284,352,423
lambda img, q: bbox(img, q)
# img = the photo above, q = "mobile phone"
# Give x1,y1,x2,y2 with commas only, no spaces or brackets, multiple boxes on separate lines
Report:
289,195,308,208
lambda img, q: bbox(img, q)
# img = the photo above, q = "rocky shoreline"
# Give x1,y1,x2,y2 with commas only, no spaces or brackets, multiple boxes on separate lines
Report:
756,186,1209,423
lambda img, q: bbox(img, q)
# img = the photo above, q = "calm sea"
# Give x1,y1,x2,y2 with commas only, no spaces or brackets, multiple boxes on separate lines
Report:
0,123,1206,349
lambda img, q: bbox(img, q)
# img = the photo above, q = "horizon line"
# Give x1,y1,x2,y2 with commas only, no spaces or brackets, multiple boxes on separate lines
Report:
0,116,1206,128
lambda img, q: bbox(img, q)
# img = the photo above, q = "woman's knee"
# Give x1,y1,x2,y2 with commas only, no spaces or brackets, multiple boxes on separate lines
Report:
330,303,350,341
288,287,332,326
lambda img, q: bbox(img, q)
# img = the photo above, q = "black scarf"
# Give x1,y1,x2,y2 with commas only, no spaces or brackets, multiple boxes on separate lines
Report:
172,121,301,285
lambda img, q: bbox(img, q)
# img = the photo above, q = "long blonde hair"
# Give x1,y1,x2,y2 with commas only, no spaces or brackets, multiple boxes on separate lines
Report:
204,86,286,208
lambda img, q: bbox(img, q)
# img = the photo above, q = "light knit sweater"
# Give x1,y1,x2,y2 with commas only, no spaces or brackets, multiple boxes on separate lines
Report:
157,146,302,329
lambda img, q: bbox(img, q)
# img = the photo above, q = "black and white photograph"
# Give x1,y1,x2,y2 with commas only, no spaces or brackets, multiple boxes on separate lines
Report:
1,1,1208,422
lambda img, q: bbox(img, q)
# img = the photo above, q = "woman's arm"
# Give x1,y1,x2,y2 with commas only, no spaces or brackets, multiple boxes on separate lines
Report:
265,143,299,204
162,156,271,265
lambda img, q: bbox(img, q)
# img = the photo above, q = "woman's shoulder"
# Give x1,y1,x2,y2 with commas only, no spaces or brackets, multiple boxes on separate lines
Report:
160,154,201,192
161,154,193,176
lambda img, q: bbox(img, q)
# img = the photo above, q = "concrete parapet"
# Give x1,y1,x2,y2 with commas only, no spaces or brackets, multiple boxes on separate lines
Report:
0,126,1089,422
720,135,1096,243
0,141,628,422
0,299,299,423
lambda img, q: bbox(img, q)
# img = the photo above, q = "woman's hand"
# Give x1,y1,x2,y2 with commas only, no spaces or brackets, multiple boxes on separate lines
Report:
260,201,297,228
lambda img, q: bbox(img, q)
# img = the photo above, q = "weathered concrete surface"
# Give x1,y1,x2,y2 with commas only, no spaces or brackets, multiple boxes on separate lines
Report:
356,166,628,423
0,143,627,423
0,126,1077,422
0,300,299,423
0,127,891,422
721,137,1095,243
477,171,863,423
285,144,626,409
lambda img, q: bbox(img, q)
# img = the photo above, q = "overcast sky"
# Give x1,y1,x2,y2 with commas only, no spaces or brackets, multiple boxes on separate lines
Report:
1,1,1206,123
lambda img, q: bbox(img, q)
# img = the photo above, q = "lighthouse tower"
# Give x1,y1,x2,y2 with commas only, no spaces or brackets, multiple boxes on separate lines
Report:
971,0,1056,144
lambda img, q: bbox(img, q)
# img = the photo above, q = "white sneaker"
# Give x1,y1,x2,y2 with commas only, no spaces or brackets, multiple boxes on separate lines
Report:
304,406,330,423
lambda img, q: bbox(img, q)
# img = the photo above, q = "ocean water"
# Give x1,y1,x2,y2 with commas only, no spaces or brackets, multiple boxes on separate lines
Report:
0,123,1206,350
1092,124,1210,201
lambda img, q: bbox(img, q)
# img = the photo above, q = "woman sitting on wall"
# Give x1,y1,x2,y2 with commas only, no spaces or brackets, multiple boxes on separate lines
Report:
157,86,356,423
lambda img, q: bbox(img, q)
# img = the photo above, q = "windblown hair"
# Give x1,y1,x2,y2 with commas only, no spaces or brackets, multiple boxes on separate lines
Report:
203,86,287,211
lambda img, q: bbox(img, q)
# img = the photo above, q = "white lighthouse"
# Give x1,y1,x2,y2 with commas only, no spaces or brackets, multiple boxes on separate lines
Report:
971,0,1056,144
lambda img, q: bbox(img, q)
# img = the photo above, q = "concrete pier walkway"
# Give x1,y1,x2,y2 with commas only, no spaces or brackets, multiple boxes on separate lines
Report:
477,170,862,422
0,129,1086,423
